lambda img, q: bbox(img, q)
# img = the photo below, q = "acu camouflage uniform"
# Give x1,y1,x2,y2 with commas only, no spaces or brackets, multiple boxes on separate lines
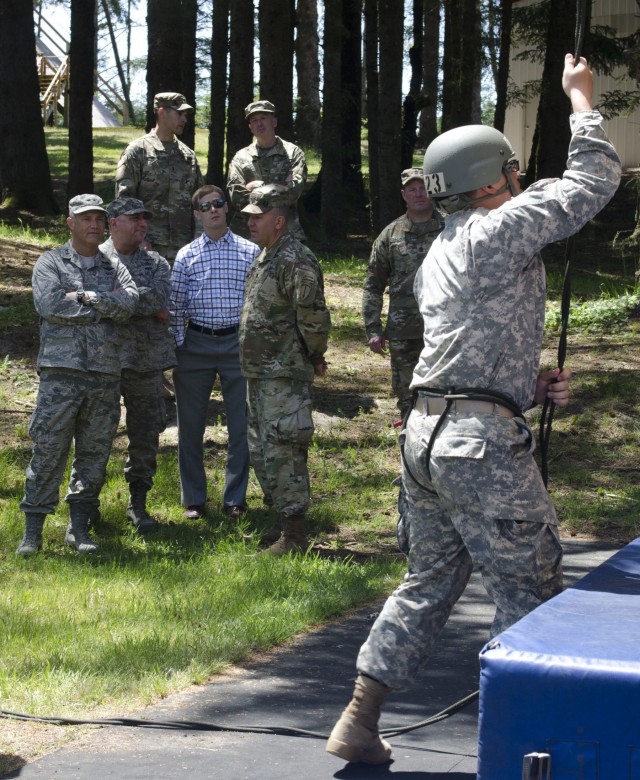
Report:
100,236,176,491
227,137,307,241
239,232,331,517
21,241,138,517
363,212,443,417
115,129,204,262
357,110,621,691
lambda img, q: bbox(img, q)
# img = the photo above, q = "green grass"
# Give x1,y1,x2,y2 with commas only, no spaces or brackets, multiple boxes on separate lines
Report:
0,448,402,717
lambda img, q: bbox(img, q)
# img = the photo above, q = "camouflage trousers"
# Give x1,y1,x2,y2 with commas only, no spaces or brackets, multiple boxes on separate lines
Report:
121,368,167,490
357,407,563,691
246,377,314,517
388,338,423,419
20,368,121,515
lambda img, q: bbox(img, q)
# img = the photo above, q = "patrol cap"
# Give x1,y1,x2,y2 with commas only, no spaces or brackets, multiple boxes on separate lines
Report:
245,100,276,119
241,183,290,214
401,168,424,186
154,92,193,112
107,197,152,220
68,194,106,216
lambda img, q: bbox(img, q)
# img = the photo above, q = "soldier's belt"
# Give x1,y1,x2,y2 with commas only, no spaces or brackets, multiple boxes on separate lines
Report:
414,395,515,418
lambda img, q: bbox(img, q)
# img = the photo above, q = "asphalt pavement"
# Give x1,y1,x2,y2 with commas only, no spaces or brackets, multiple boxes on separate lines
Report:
2,540,620,780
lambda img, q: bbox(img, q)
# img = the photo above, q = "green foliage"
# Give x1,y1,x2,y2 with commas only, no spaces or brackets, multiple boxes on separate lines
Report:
545,291,640,333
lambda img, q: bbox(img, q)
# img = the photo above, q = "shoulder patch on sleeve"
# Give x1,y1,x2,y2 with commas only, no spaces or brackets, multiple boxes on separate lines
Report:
294,268,319,306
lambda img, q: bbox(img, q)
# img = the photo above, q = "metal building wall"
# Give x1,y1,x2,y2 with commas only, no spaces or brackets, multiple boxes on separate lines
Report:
504,0,639,171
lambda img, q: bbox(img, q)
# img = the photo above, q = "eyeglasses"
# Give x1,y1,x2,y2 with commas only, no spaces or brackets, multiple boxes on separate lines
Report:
198,198,225,212
503,159,520,173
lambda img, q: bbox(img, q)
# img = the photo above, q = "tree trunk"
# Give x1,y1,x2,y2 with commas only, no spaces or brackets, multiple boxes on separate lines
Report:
208,0,229,186
493,0,512,132
525,0,584,184
295,0,321,148
321,0,345,239
402,0,423,167
342,0,366,212
100,0,135,124
0,0,58,213
364,0,380,231
258,0,295,140
226,0,254,172
146,0,198,149
418,0,439,147
376,0,404,231
441,0,482,131
68,0,96,198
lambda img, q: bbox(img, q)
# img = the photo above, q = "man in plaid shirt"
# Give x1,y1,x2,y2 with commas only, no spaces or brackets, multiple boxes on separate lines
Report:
169,185,259,521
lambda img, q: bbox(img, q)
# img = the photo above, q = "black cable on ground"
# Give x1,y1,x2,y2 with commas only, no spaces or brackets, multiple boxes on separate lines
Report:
0,690,479,742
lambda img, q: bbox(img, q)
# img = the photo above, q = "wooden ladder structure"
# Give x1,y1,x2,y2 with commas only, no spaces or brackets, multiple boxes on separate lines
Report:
35,11,128,127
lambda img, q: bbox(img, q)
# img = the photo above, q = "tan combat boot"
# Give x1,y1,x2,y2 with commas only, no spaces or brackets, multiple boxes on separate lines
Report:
263,514,308,555
326,674,393,764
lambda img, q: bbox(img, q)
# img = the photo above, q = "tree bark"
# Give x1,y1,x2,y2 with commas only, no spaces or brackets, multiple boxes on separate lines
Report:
146,0,198,149
441,0,482,131
364,0,380,231
295,0,321,148
525,0,583,184
0,0,58,213
226,0,254,172
342,0,366,211
258,0,295,140
321,0,345,239
418,0,439,147
376,0,404,231
402,0,423,167
493,0,512,132
208,0,229,186
68,0,96,198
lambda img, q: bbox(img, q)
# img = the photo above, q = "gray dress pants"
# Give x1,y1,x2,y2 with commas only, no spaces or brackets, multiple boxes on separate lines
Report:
173,328,249,509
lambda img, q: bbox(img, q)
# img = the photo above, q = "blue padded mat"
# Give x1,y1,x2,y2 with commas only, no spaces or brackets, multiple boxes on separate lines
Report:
478,537,640,779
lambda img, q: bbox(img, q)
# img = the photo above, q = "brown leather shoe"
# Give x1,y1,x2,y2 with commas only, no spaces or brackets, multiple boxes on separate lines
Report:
222,505,246,519
184,505,205,520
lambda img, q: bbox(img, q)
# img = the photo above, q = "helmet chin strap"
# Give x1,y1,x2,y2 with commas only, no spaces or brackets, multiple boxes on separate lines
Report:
466,179,511,207
467,171,517,207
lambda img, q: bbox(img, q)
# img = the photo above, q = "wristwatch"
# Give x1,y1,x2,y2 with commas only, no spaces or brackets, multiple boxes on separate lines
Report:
76,289,85,304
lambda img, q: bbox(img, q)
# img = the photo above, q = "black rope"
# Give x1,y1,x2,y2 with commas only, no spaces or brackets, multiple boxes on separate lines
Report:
0,690,479,740
539,0,588,488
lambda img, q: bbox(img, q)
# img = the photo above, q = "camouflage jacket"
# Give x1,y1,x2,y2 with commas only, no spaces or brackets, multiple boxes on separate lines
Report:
412,110,621,411
239,232,331,381
227,136,307,211
115,129,204,257
363,212,443,341
33,240,139,376
100,238,176,372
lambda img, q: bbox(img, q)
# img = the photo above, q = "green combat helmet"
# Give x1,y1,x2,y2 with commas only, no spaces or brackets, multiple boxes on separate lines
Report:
423,125,514,214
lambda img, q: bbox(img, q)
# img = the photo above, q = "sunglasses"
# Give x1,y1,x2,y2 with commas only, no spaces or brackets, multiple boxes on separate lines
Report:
198,198,225,212
503,159,520,173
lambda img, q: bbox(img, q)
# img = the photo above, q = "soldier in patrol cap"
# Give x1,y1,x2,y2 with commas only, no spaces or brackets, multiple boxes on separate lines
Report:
327,54,621,767
99,196,176,534
363,167,443,419
227,100,307,241
239,184,331,554
16,194,138,557
115,92,204,263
